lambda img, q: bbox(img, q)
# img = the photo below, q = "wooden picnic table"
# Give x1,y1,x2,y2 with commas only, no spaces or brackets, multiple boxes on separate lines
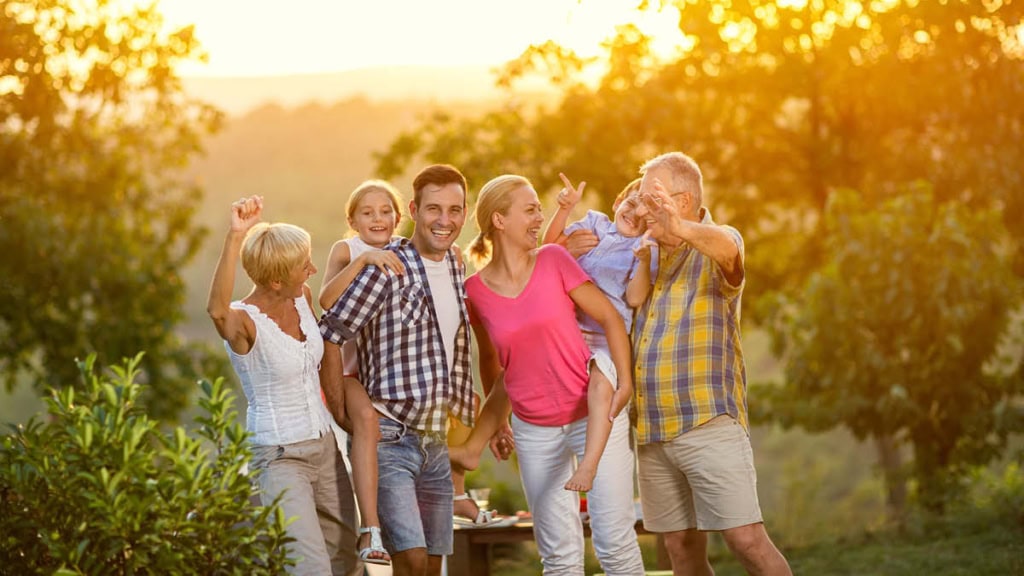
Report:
450,516,670,576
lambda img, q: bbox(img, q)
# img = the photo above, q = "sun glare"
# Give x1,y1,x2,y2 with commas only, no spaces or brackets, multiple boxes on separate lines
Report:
139,0,681,77
776,0,809,9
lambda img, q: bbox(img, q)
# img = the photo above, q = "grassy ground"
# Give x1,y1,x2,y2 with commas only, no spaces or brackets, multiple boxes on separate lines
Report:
713,519,1024,576
489,503,1024,576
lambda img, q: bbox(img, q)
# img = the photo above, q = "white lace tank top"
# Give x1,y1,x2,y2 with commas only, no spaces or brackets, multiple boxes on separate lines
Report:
226,295,331,446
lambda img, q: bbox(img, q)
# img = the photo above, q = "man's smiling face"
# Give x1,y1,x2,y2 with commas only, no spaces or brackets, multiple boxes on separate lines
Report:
410,182,466,261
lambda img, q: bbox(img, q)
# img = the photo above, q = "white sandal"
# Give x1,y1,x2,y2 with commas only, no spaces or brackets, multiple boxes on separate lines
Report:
358,526,391,566
453,493,517,528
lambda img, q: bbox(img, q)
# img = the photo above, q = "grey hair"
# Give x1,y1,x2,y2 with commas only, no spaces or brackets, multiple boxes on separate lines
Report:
640,152,703,213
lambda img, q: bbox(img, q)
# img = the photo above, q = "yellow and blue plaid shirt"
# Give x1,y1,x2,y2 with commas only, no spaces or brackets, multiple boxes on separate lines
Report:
632,208,748,445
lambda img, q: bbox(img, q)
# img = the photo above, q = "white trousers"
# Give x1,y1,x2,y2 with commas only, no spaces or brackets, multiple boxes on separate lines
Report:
512,411,644,575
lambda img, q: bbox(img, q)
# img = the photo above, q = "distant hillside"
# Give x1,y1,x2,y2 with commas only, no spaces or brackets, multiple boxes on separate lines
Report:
178,60,569,342
182,65,555,116
179,96,497,340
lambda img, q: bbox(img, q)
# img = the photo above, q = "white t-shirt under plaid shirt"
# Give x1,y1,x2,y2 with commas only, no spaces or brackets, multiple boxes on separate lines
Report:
318,238,476,433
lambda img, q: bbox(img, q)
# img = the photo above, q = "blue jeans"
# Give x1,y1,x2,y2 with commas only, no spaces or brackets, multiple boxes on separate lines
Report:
376,417,454,556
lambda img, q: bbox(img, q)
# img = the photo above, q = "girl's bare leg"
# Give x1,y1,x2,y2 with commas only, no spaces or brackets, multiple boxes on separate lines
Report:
448,417,480,520
345,377,388,563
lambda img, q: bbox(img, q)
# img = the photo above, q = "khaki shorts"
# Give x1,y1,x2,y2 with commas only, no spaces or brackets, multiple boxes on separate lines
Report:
638,415,763,532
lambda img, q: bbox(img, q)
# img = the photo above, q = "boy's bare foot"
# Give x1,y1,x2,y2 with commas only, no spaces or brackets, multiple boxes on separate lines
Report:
449,444,481,471
564,463,597,492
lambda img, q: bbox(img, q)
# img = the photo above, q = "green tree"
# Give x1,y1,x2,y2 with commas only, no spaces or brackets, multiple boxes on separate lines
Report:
376,0,1024,296
0,353,293,574
0,0,223,420
375,0,1024,514
760,186,1022,514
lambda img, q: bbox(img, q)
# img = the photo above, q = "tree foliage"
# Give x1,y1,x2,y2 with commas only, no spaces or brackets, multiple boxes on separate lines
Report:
0,0,224,420
0,354,293,574
759,186,1022,511
375,0,1024,510
376,0,1024,297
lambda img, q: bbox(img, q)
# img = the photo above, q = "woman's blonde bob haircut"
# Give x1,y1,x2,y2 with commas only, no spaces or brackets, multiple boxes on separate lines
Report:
468,174,532,266
240,222,311,286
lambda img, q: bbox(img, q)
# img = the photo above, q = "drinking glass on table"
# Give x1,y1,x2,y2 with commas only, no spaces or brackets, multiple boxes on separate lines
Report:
468,488,491,510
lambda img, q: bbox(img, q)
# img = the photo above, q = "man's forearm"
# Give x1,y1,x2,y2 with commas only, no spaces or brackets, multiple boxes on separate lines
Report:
670,219,741,278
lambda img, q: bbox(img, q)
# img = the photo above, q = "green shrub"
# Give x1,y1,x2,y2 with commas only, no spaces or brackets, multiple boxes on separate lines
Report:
959,462,1024,530
0,354,293,574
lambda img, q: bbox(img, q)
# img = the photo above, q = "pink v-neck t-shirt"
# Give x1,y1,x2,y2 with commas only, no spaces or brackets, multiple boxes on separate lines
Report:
466,244,593,426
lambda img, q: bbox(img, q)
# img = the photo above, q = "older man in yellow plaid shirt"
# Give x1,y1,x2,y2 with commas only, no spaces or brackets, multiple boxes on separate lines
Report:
632,152,791,576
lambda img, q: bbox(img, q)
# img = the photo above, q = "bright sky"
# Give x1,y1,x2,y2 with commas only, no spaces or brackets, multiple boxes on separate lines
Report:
152,0,682,77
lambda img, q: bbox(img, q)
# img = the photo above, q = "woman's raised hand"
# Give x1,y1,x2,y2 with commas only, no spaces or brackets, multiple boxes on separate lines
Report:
230,196,263,233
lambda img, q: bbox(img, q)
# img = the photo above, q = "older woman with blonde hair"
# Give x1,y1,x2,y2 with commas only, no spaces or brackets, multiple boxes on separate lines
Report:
459,175,644,575
207,196,359,576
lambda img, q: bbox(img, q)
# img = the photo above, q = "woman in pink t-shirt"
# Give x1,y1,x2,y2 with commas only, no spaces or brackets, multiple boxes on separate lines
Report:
454,174,644,575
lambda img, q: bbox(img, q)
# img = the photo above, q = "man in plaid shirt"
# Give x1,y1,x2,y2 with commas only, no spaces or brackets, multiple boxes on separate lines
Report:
631,152,792,576
319,164,475,575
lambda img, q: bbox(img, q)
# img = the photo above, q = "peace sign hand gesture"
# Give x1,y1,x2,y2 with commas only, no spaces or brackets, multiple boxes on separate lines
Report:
633,230,656,263
556,172,586,209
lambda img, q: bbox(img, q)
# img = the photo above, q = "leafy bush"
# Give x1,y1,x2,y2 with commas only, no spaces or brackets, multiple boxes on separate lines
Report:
960,462,1024,530
0,354,292,574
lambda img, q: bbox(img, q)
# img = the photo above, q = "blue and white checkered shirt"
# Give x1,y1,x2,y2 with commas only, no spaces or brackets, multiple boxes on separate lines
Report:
319,238,476,433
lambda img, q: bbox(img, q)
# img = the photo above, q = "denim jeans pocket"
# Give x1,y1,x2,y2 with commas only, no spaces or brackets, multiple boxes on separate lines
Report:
378,418,406,446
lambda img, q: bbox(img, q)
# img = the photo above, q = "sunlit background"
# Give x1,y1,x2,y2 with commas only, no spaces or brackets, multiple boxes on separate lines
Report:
153,0,684,76
3,0,1023,574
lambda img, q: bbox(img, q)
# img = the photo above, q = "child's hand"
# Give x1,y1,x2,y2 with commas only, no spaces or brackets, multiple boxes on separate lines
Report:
362,249,405,276
556,172,585,209
633,230,655,262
